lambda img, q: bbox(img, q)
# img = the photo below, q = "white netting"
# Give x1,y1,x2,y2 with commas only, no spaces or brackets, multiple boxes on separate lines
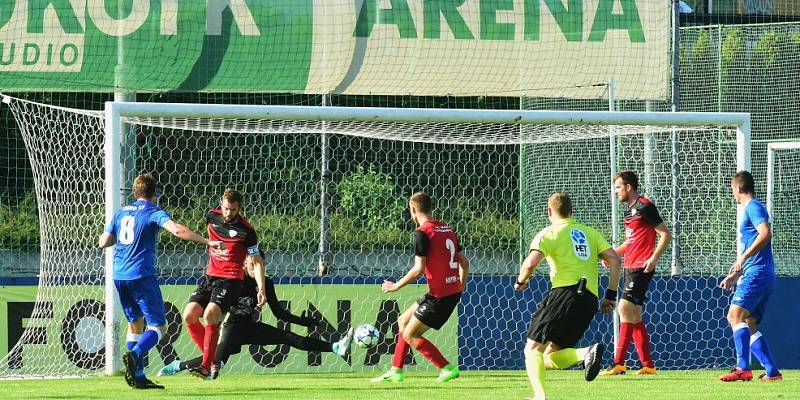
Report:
767,142,800,276
1,96,747,378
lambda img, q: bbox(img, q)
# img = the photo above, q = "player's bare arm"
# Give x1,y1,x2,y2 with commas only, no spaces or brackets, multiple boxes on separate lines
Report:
644,222,672,273
382,256,425,293
98,232,115,248
247,253,267,306
599,248,621,314
457,251,470,289
729,221,772,274
162,220,222,249
514,249,544,291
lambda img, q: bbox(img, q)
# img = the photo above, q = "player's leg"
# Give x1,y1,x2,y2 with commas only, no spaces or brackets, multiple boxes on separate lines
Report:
405,292,461,382
184,276,212,351
126,318,144,351
115,279,145,388
523,339,547,400
537,286,603,381
602,268,634,375
371,303,416,382
720,304,754,381
746,284,782,381
196,278,242,377
627,269,655,373
130,276,167,389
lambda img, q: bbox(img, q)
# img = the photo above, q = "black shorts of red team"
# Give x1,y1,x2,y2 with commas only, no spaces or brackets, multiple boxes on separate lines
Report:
622,268,654,306
527,283,597,348
414,292,461,330
189,276,244,313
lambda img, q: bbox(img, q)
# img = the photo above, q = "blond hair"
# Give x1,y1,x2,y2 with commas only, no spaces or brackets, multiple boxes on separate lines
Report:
548,192,573,217
133,173,157,199
409,192,433,214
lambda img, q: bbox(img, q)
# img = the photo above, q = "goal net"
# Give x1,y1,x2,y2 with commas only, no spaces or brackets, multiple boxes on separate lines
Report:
767,142,800,277
0,96,750,378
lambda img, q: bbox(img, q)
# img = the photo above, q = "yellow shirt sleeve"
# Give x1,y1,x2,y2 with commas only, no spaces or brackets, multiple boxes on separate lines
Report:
589,227,612,255
530,228,550,256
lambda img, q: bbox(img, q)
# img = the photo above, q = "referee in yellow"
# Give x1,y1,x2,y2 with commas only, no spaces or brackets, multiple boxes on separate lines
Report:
514,192,621,400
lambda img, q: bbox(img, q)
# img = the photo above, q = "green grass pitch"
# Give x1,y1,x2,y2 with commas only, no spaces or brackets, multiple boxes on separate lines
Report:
1,370,796,399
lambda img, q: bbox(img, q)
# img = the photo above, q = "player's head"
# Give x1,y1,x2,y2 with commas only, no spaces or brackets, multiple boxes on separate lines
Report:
547,192,573,220
133,173,158,203
731,170,755,203
409,192,433,225
613,170,639,203
220,188,243,223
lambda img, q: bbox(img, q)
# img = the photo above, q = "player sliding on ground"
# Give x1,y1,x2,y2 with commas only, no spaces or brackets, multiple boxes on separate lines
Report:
372,192,470,383
183,189,266,379
158,254,353,378
515,192,622,400
98,173,221,389
718,171,782,382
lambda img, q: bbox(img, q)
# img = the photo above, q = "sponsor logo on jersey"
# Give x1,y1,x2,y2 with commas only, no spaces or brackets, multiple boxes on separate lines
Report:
570,228,590,261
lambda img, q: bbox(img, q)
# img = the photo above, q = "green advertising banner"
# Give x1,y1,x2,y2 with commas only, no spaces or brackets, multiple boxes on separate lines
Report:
0,283,457,374
0,0,669,99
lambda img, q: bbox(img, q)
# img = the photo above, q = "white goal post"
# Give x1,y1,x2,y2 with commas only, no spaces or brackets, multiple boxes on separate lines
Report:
103,102,751,375
766,141,800,216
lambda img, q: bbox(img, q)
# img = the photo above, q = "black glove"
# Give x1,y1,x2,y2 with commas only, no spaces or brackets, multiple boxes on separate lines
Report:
298,310,321,328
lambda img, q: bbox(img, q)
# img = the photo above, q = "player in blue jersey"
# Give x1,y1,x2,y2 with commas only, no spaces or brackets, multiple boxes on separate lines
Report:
98,173,221,389
718,171,782,382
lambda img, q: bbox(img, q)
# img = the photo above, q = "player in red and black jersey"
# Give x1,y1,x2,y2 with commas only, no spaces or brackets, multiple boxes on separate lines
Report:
601,171,672,376
372,192,470,384
182,189,266,379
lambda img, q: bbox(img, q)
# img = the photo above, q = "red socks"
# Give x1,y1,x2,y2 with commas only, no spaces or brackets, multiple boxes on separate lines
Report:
392,334,410,369
632,321,654,368
615,322,634,366
187,321,205,351
202,324,220,369
414,338,448,369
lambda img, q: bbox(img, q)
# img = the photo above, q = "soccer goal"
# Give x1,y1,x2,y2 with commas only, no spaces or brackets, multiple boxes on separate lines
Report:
766,141,800,277
1,96,751,379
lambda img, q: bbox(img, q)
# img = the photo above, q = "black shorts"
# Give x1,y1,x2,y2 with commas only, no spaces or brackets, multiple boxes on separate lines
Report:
527,284,598,348
414,292,461,330
622,268,654,306
188,275,243,313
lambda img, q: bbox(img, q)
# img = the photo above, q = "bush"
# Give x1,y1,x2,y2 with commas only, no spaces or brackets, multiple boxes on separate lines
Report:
338,166,405,230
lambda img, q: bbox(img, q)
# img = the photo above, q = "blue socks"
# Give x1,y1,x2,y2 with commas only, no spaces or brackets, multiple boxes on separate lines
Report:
732,323,750,370
126,333,140,351
131,329,161,379
750,331,780,377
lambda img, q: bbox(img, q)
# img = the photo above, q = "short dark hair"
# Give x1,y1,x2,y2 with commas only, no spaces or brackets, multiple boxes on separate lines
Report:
133,173,157,199
548,192,573,217
221,188,243,205
614,170,639,191
732,170,755,194
409,192,433,214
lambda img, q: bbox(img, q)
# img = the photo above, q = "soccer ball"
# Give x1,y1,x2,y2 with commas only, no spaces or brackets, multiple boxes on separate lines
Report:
354,323,380,348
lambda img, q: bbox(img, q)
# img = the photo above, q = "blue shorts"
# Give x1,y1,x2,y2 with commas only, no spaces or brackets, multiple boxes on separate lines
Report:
114,275,166,326
731,272,775,323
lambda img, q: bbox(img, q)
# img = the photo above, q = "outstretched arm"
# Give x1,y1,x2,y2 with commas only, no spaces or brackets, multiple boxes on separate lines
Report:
162,220,221,248
382,256,425,293
261,277,314,326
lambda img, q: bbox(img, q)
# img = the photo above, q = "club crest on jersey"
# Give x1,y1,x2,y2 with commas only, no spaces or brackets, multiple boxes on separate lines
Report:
570,229,590,261
630,208,638,216
229,229,237,238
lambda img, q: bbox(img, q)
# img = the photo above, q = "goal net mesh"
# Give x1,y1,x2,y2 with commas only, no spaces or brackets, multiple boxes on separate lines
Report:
1,96,742,378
